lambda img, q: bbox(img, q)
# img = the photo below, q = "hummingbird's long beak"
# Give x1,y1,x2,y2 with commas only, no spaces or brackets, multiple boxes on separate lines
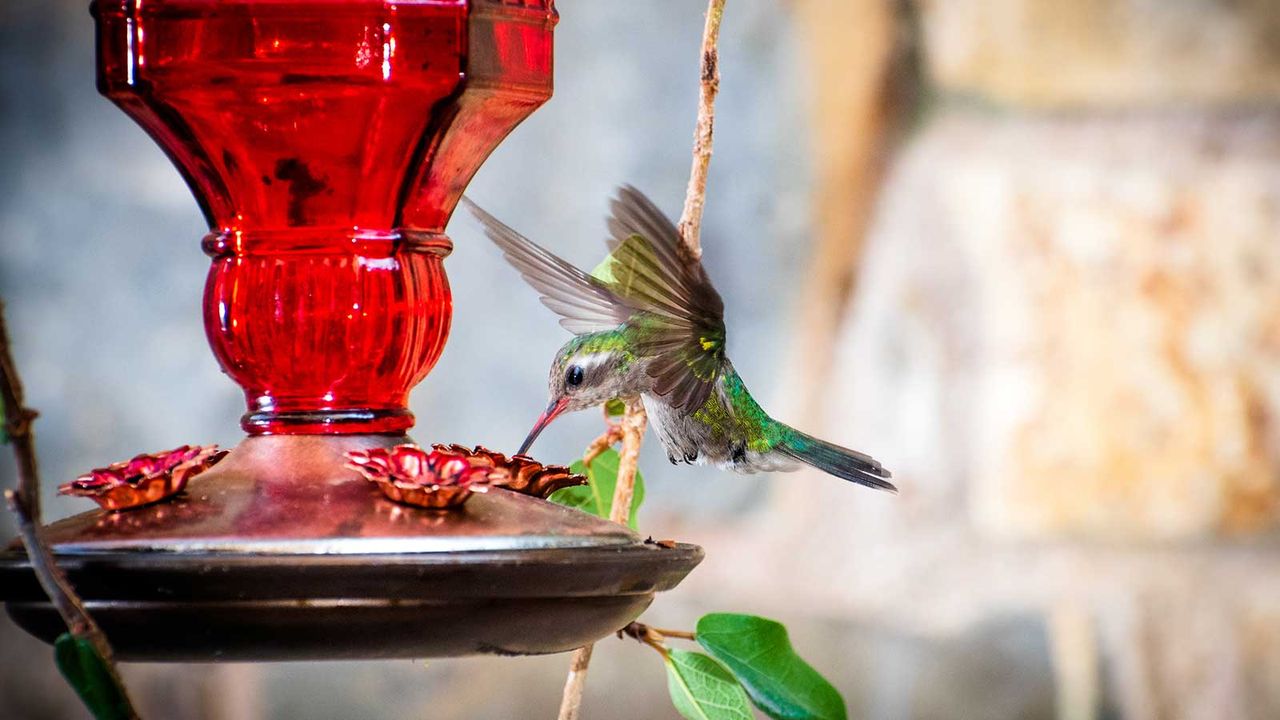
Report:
517,397,570,456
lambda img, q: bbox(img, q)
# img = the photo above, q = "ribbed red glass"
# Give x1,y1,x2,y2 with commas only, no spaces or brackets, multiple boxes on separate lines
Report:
93,0,555,434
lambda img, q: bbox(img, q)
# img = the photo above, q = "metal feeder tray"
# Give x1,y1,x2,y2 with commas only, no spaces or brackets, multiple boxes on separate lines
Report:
0,436,703,661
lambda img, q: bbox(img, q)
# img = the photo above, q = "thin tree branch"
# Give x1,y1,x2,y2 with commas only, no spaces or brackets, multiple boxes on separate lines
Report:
556,398,647,720
676,0,726,259
645,626,697,642
606,397,646,526
558,2,726,716
582,412,624,469
556,643,594,720
0,301,139,718
619,622,672,658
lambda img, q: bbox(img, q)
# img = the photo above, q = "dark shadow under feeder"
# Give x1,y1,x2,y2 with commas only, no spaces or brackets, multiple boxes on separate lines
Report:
0,0,701,661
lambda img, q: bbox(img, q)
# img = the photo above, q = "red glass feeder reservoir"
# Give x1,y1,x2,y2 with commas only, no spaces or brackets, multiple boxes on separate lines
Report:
0,0,705,662
95,0,555,434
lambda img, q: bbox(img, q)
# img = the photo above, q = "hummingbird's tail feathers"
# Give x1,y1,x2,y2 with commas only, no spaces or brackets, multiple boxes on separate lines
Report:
778,429,896,492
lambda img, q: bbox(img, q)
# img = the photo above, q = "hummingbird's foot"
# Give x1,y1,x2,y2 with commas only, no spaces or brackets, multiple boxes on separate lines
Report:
583,422,625,468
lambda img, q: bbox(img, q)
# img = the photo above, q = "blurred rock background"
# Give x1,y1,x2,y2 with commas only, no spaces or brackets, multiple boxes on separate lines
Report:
2,0,1279,718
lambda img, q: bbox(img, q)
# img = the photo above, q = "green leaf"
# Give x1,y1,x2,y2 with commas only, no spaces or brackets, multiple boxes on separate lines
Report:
547,447,644,529
604,398,626,418
697,614,847,720
665,649,755,720
54,633,132,720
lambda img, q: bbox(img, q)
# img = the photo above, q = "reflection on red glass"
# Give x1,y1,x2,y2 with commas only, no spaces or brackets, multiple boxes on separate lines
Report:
93,0,556,434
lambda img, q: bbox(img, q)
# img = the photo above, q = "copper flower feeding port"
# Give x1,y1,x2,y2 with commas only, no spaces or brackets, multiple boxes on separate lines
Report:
0,0,701,662
58,445,227,512
344,443,589,510
346,444,496,510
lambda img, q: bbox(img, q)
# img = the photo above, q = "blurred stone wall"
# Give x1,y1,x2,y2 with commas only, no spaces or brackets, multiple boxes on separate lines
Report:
700,1,1280,719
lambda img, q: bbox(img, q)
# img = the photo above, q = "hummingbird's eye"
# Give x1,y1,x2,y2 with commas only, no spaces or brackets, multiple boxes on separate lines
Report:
565,365,585,388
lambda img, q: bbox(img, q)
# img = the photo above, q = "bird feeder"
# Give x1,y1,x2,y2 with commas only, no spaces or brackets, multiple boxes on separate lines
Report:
0,0,700,660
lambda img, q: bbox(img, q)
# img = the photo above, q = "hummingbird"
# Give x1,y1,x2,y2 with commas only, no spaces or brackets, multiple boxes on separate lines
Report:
461,186,894,491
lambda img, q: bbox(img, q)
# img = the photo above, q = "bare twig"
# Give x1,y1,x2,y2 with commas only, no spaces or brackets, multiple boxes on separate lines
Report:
557,398,647,720
619,622,672,658
644,625,697,642
582,418,624,469
0,302,138,718
557,2,726,717
556,643,594,720
606,397,647,525
676,0,726,259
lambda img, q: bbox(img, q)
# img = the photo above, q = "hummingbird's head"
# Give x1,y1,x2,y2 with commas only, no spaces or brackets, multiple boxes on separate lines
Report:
517,334,643,455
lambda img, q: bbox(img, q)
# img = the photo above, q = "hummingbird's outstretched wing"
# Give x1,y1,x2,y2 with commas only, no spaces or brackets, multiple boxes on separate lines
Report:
599,186,727,412
460,197,635,334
